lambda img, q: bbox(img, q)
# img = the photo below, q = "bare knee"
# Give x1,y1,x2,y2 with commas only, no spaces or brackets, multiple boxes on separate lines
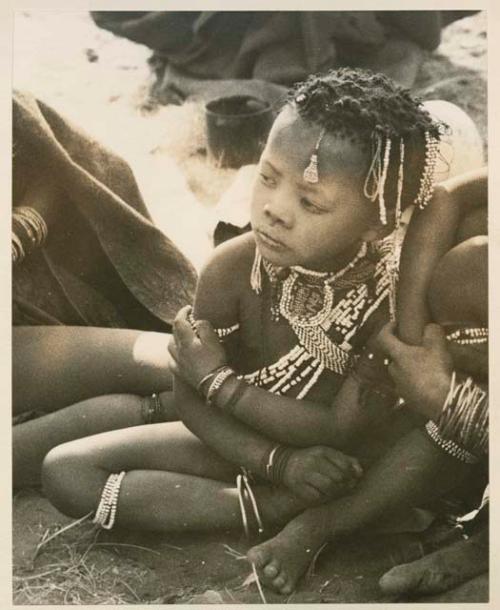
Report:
42,443,101,518
429,236,487,325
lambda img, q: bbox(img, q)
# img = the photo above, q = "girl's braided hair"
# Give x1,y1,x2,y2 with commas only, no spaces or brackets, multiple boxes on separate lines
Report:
288,68,446,218
288,67,443,143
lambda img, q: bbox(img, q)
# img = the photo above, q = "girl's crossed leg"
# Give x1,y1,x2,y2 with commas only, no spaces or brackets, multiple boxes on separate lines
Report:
42,421,306,533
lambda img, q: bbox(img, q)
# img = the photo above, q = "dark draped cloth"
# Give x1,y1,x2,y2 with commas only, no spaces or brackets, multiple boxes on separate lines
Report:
13,90,197,331
91,12,478,105
92,11,391,84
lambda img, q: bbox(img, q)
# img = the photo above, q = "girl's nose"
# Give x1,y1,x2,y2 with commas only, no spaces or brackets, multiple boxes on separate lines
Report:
263,196,293,228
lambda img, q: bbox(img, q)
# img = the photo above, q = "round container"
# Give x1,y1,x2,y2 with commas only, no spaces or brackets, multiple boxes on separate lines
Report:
205,95,274,168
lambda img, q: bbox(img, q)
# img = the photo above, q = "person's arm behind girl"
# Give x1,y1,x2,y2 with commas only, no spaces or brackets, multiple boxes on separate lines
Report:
396,166,487,345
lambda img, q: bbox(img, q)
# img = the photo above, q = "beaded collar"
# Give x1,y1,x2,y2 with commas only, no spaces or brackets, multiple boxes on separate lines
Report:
240,239,395,398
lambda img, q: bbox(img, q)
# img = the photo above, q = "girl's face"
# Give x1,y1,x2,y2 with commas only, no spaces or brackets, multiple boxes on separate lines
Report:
251,107,382,271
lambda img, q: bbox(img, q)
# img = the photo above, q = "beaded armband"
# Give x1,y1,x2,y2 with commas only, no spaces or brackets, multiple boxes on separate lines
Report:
425,421,479,464
206,366,234,405
216,323,240,339
446,327,488,346
187,310,240,339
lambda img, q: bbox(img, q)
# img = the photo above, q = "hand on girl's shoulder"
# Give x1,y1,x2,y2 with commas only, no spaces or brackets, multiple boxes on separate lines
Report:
194,232,256,322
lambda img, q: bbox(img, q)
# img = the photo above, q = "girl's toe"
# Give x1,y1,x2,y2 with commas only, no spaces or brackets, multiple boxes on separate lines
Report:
272,574,286,590
263,558,281,579
281,581,294,595
247,545,270,569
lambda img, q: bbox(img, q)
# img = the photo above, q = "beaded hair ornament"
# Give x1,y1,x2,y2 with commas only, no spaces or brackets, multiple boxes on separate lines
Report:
303,124,440,226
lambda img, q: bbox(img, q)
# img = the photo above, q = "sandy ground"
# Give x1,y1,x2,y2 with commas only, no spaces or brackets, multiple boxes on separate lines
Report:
12,11,487,605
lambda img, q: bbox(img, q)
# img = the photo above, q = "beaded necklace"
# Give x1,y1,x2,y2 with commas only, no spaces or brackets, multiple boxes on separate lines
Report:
241,240,394,398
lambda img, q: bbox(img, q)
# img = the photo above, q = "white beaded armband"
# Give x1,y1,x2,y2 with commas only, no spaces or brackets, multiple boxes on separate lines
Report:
187,310,240,339
424,421,479,464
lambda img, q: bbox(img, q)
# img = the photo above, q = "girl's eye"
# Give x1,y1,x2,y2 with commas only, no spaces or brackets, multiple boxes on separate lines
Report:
259,172,276,188
300,197,323,213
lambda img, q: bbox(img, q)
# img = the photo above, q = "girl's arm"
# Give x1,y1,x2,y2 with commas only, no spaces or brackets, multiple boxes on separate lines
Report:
173,304,393,450
173,374,275,475
217,364,384,450
174,373,362,501
171,237,361,499
397,167,487,345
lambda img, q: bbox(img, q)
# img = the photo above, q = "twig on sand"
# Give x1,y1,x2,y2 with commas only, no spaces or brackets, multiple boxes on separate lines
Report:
78,527,101,565
224,587,238,602
160,542,184,551
33,512,93,560
306,542,328,579
251,562,268,604
222,543,246,560
119,578,141,602
13,567,62,582
94,542,162,555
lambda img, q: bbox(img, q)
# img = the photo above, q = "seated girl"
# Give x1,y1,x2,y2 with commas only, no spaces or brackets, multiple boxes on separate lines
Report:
40,70,479,584
241,170,488,593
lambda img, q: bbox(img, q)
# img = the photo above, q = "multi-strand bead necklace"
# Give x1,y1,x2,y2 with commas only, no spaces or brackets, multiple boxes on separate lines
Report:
234,241,394,398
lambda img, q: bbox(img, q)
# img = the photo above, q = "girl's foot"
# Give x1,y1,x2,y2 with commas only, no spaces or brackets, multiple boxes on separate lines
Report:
247,511,328,594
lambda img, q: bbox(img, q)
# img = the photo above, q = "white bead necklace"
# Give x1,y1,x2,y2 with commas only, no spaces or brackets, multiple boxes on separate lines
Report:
279,243,368,329
244,241,394,397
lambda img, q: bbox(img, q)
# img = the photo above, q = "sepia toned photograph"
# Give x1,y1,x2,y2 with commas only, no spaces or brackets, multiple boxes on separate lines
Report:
12,8,488,604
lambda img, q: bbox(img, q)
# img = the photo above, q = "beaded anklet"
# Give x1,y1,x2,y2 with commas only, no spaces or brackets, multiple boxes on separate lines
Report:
92,471,126,530
235,470,267,603
236,470,264,537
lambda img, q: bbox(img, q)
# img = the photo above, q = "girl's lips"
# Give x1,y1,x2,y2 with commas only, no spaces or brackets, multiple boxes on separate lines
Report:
256,229,287,250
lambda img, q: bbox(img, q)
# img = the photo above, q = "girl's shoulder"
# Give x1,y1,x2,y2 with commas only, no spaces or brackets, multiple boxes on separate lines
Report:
193,232,256,322
199,232,256,284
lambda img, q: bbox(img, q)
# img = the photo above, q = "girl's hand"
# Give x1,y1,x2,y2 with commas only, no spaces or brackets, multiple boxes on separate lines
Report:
282,446,363,503
377,322,453,420
168,305,228,388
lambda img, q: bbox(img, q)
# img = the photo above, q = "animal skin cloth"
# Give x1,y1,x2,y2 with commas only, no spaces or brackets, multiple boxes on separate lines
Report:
13,90,197,331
